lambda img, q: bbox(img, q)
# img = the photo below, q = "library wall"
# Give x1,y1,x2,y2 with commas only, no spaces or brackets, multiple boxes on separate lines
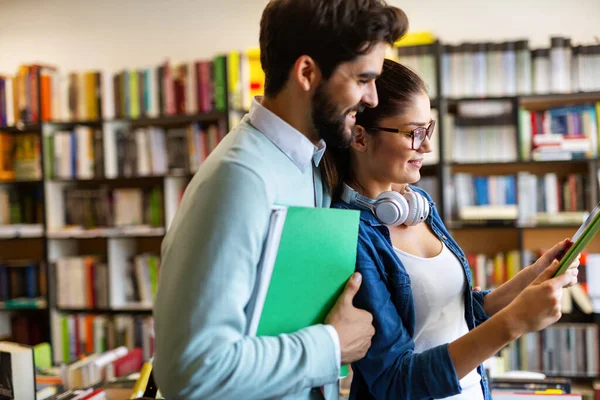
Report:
1,0,599,72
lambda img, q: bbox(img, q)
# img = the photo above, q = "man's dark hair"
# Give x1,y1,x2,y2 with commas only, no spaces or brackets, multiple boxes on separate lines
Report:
259,0,409,97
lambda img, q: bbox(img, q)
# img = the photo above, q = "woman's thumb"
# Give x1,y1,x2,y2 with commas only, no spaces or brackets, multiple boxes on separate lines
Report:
534,259,561,284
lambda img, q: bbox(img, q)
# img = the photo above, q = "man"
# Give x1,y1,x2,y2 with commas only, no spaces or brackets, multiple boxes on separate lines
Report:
153,0,408,398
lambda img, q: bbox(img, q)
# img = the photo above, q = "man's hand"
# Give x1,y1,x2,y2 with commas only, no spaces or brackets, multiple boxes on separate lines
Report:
325,273,375,365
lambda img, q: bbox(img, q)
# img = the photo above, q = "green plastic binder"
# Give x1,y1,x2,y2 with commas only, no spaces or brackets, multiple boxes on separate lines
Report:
246,205,360,377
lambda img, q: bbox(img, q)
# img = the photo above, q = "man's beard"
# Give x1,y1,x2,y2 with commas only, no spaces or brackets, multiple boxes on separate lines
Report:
311,84,362,149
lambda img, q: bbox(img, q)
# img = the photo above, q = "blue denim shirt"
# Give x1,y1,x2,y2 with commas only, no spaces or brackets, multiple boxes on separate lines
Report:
332,185,493,400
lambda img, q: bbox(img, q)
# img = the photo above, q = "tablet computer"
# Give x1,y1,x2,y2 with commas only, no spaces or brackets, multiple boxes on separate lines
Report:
553,201,600,277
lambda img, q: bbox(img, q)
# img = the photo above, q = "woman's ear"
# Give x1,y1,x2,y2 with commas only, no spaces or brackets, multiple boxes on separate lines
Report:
352,125,369,152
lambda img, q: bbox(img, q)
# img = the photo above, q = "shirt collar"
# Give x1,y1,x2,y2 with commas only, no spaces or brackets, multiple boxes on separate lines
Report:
248,96,326,172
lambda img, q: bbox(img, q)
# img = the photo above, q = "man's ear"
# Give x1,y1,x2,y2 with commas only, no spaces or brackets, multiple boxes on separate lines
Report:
353,125,369,152
293,55,321,92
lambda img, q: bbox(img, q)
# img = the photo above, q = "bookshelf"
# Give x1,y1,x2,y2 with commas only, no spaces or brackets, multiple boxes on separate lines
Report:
400,38,600,381
0,36,599,383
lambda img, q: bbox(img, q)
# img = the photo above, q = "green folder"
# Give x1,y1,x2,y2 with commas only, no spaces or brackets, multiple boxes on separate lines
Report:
554,201,600,277
246,205,360,377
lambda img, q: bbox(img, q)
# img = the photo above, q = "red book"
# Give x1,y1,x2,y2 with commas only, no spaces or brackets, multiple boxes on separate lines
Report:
112,348,143,377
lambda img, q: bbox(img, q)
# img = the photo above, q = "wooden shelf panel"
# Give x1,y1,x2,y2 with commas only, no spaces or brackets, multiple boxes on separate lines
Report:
449,227,520,255
522,227,600,253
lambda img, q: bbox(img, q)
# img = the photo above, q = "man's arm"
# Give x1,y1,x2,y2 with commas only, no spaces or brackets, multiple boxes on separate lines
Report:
152,161,340,399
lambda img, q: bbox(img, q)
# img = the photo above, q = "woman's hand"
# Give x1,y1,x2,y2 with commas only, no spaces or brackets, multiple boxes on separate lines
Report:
530,238,580,287
501,259,577,336
480,238,579,316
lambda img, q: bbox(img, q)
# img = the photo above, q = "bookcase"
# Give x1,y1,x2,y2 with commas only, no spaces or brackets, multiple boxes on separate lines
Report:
2,36,600,382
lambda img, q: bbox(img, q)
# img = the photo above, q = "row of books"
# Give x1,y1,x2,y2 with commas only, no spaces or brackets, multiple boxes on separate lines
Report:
451,174,517,221
441,37,600,98
1,340,154,400
396,44,438,99
0,50,264,125
62,186,163,231
0,186,43,225
51,313,154,366
55,253,159,309
520,103,600,161
518,172,592,225
451,172,595,223
7,314,48,347
0,260,46,301
449,122,518,163
0,132,42,181
498,323,599,377
467,250,521,290
0,65,48,126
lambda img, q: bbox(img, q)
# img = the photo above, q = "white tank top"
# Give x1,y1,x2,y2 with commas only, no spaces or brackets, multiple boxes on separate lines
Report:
394,241,484,400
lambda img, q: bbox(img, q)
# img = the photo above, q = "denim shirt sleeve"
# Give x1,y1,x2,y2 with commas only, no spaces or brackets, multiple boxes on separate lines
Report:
472,289,492,326
352,233,462,400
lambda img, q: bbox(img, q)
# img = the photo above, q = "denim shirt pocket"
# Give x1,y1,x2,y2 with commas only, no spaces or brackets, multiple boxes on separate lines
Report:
386,269,412,316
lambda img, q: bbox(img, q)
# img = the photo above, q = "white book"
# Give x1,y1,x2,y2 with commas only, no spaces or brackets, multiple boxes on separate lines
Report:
186,62,197,115
5,77,14,126
147,68,159,118
0,342,35,400
101,71,114,120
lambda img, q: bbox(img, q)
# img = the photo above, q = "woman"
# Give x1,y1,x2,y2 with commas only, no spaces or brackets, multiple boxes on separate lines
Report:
322,59,579,400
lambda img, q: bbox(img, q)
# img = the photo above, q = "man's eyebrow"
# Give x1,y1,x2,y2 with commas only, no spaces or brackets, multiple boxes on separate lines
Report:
357,72,380,79
406,120,432,127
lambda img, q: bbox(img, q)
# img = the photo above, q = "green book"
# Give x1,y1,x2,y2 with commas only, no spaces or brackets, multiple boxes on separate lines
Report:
554,201,600,277
246,205,360,377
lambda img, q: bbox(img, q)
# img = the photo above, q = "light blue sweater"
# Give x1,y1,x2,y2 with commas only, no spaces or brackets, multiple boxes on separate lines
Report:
153,102,340,399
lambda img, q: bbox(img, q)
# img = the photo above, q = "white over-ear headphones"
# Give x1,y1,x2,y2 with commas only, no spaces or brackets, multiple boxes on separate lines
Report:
341,183,430,226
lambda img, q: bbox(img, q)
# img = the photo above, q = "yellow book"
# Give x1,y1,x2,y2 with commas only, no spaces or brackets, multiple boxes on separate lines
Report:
227,51,241,110
493,252,505,286
85,72,97,120
394,31,437,47
129,70,140,119
129,362,153,399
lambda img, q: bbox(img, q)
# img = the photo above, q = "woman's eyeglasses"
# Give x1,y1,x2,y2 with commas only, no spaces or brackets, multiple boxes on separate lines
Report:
363,120,436,150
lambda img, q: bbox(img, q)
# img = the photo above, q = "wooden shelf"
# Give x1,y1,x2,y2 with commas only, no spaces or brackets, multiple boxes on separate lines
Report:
45,120,103,128
57,307,153,315
48,173,194,184
47,226,165,239
0,124,42,133
0,224,44,239
116,110,226,127
0,179,43,185
520,91,600,109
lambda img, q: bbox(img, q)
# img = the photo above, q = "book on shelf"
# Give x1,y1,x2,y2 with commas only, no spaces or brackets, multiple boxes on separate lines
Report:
0,341,35,400
0,132,42,181
466,250,521,290
497,323,599,379
0,259,46,302
57,185,163,232
519,103,600,161
452,174,518,221
517,172,591,226
51,313,154,366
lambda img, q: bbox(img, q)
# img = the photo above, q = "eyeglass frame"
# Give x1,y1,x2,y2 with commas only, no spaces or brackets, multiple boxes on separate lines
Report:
362,120,436,150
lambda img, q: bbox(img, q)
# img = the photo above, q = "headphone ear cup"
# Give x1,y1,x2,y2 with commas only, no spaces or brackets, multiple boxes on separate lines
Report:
404,191,429,226
374,191,409,226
